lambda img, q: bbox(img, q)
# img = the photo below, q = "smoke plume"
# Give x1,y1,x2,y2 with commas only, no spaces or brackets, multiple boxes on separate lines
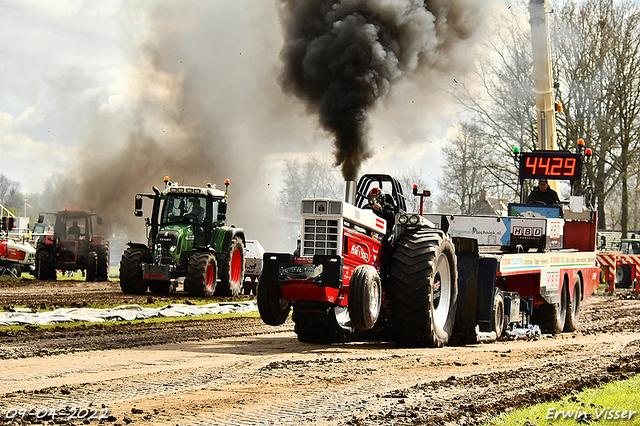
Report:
278,0,490,180
45,1,304,255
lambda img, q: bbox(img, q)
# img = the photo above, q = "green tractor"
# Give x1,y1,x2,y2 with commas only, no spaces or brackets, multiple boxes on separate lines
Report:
119,177,246,296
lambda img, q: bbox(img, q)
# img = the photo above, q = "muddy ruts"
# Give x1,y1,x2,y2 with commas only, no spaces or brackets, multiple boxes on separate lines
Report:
278,0,487,180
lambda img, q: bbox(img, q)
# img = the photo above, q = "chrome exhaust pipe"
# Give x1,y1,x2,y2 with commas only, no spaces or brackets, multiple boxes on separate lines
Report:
345,181,356,205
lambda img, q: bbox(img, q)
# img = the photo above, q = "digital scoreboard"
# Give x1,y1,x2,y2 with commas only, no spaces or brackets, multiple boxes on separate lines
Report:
518,151,583,181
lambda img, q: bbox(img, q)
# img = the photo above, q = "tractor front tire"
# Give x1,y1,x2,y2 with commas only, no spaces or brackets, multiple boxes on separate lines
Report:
185,252,217,297
216,237,245,297
9,264,21,278
387,228,458,348
256,275,290,326
292,306,353,344
119,247,148,294
348,264,382,331
86,251,98,282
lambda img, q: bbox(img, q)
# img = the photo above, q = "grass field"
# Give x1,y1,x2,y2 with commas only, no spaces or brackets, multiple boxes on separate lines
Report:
483,374,640,425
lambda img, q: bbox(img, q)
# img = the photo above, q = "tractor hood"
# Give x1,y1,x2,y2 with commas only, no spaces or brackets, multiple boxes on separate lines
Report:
155,224,195,255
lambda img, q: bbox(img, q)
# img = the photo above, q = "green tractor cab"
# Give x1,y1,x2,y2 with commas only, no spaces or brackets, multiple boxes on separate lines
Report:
120,177,245,296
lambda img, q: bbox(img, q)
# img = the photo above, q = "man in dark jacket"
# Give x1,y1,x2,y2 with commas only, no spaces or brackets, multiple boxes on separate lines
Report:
527,179,560,204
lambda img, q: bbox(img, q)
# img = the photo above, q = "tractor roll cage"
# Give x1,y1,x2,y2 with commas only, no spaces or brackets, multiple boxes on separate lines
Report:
354,174,407,213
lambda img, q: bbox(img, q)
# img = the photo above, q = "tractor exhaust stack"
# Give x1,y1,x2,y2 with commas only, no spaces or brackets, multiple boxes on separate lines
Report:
345,181,356,205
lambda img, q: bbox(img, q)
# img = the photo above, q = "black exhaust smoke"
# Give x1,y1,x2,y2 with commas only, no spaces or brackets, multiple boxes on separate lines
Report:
278,0,489,181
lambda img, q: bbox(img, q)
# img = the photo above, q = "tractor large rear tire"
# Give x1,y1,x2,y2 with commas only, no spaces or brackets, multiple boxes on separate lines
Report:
86,251,98,282
564,274,582,332
216,237,245,297
292,306,353,344
387,228,458,348
185,252,217,297
348,264,382,331
533,278,568,334
119,247,148,294
97,243,110,281
35,250,51,280
256,275,291,326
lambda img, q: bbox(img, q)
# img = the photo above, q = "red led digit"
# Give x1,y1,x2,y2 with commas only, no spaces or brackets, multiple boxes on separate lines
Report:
565,157,576,177
525,156,538,174
537,156,551,175
549,157,563,176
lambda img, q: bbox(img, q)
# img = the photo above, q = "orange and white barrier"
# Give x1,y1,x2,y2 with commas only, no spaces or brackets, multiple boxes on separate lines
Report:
597,252,640,293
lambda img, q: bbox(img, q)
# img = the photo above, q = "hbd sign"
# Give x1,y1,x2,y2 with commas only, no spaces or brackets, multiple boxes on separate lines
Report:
512,226,543,238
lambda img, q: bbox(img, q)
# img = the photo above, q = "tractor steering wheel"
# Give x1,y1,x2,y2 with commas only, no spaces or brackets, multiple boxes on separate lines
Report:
184,213,199,224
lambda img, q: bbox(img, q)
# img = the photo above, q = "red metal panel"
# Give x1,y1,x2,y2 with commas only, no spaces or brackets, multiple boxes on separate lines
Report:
564,216,597,252
281,283,343,305
342,229,382,269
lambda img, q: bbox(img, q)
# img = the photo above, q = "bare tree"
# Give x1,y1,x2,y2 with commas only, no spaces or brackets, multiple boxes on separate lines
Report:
0,174,23,214
552,0,640,234
278,153,344,219
437,121,491,214
446,0,640,233
395,168,431,214
450,2,537,201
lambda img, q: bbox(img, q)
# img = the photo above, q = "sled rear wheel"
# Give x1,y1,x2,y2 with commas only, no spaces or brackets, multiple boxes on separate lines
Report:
534,276,568,334
493,289,506,338
564,274,582,332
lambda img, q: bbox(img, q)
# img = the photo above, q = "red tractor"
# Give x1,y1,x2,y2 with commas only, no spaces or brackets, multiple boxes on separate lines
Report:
35,210,109,281
257,174,458,347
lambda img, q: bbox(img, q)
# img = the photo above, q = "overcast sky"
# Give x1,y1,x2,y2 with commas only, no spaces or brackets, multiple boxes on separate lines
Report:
0,0,501,250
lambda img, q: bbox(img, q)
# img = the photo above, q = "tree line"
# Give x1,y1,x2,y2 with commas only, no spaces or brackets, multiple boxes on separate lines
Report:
445,0,640,236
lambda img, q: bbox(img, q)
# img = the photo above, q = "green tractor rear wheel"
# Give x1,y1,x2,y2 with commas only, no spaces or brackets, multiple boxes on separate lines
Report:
216,237,245,297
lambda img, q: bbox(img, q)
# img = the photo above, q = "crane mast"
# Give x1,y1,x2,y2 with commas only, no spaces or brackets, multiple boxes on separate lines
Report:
529,0,557,152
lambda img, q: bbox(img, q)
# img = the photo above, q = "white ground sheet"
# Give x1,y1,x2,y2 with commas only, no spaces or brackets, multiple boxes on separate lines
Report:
0,301,258,326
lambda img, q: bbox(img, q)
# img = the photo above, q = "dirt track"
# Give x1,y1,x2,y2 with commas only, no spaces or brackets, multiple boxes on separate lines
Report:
1,279,640,425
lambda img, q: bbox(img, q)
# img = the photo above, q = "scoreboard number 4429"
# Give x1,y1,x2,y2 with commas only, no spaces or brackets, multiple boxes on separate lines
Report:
519,152,583,181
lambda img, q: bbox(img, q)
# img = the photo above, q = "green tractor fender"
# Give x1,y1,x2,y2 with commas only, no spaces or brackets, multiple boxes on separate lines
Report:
213,227,246,261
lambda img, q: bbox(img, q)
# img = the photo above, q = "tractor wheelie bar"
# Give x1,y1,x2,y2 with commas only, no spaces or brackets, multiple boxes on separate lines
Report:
258,145,600,347
35,210,109,281
120,177,246,296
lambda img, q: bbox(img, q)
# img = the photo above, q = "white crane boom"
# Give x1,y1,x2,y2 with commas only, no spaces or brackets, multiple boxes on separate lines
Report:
529,0,557,152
